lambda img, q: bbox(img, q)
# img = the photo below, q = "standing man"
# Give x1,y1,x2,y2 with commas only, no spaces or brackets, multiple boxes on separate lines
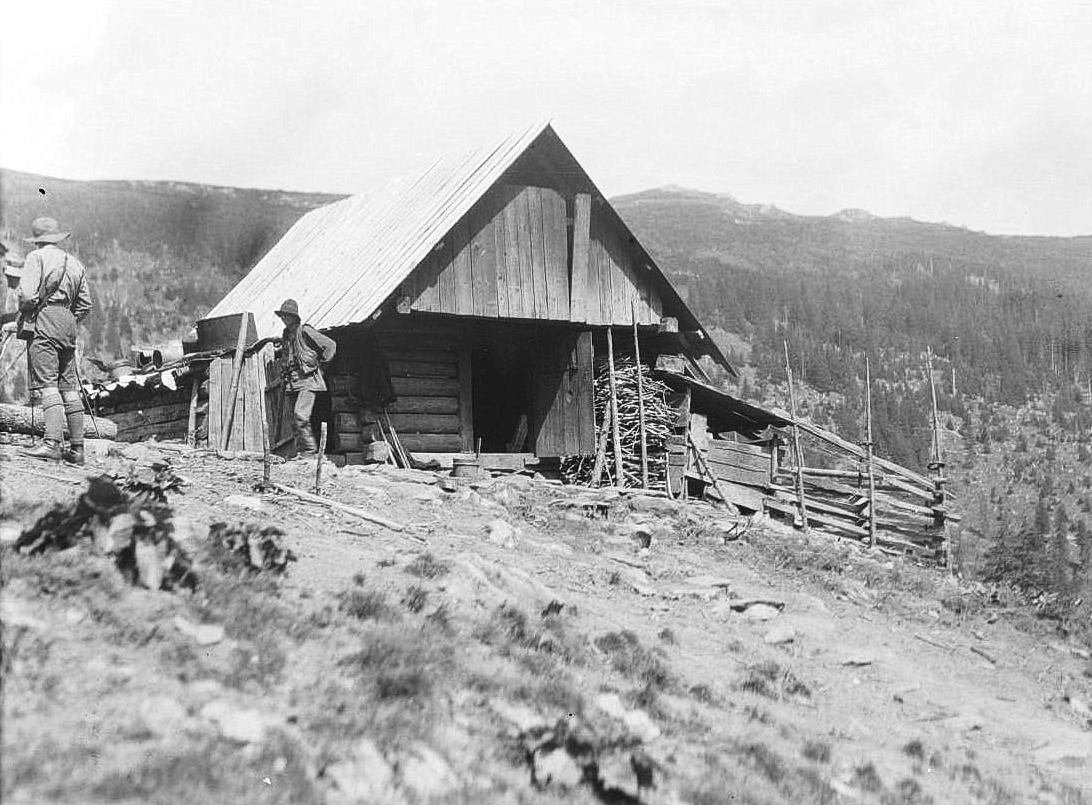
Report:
274,298,336,457
17,217,93,464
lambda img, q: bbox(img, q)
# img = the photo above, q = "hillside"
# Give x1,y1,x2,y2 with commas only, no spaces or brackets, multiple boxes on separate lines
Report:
2,441,1090,803
0,168,343,365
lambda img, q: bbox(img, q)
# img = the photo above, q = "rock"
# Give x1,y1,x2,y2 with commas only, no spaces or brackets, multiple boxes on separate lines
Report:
532,747,583,788
595,693,629,721
413,487,442,503
83,438,113,460
224,494,265,512
64,607,87,625
200,700,276,744
493,700,547,733
134,538,168,589
98,512,135,553
621,709,661,742
486,518,518,548
686,575,734,590
764,623,797,645
841,654,874,667
0,598,48,631
740,603,781,622
598,753,641,799
138,696,189,737
398,743,459,798
1065,694,1092,721
326,739,396,802
174,616,226,646
0,522,20,544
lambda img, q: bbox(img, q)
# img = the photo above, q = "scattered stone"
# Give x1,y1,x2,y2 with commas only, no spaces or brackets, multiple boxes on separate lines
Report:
841,654,875,667
1,598,48,631
595,693,628,720
597,753,641,799
326,739,396,802
486,518,518,548
174,616,226,646
764,623,797,645
686,575,734,590
493,701,547,734
1065,694,1091,721
398,743,459,798
64,607,87,625
532,747,583,788
134,538,168,589
224,494,265,512
0,522,20,544
138,696,189,737
740,603,782,622
622,709,661,742
200,700,276,744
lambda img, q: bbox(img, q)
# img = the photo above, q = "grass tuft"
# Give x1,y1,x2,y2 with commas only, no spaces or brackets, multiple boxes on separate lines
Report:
404,552,450,579
594,630,675,691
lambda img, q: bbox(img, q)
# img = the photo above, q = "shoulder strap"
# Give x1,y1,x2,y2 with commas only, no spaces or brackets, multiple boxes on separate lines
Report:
36,254,69,312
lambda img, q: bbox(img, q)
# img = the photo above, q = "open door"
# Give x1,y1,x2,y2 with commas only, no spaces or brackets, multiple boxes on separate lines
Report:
531,330,595,457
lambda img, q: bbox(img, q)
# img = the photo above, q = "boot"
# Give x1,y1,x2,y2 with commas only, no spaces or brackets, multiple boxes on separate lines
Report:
21,439,62,462
63,444,85,466
296,425,318,457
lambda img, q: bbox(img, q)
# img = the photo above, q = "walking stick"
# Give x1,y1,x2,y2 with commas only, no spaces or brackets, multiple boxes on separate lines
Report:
73,349,101,438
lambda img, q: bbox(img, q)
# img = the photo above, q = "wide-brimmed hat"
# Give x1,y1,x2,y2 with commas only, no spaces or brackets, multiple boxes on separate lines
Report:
3,256,24,279
274,298,301,320
24,217,70,245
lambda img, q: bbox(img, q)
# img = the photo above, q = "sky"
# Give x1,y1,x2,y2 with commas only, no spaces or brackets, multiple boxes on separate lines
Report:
2,0,1090,236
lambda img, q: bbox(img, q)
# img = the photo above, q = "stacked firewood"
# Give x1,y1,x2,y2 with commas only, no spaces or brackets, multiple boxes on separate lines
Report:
562,357,675,489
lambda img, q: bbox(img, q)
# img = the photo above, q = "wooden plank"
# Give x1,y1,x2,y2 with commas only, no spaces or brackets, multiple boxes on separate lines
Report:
791,417,936,489
575,330,595,453
765,497,870,538
380,348,456,365
773,490,865,522
527,187,549,319
513,187,537,317
243,355,262,452
610,232,628,327
570,193,592,323
224,357,245,452
596,235,613,324
437,236,456,314
709,439,768,457
382,413,461,434
335,412,361,433
420,249,441,312
107,402,193,429
387,360,458,379
451,218,474,315
542,188,569,320
709,462,769,487
391,376,461,397
401,433,464,453
493,201,511,318
208,357,222,449
470,199,499,317
387,395,460,415
502,190,524,318
706,478,766,512
457,348,473,452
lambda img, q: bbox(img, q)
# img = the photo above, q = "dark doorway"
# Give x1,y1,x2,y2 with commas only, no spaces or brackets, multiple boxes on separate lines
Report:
471,338,532,452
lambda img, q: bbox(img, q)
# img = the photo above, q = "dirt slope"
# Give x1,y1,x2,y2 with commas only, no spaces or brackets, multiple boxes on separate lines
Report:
2,440,1090,804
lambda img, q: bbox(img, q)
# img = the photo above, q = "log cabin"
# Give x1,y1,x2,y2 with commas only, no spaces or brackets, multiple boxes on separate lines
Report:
200,122,747,468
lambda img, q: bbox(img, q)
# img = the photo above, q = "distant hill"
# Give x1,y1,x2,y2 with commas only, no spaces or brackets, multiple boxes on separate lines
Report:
0,168,344,276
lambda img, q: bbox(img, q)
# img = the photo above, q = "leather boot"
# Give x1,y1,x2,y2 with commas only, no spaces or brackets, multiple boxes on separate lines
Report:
296,424,318,457
21,439,62,462
63,444,85,466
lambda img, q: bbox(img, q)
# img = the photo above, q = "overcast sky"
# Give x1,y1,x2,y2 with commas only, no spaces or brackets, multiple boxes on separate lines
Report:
2,0,1089,236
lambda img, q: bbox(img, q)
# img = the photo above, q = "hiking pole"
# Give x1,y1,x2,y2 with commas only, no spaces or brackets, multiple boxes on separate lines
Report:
72,350,101,438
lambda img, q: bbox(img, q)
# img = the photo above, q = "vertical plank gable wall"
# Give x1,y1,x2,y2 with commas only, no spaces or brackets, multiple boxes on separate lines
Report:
402,185,660,325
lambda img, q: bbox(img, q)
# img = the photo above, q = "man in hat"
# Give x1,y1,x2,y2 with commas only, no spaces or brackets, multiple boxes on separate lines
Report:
17,217,93,464
1,242,24,330
274,298,336,457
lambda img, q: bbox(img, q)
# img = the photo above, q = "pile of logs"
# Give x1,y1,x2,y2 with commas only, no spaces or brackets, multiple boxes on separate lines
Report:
562,357,675,489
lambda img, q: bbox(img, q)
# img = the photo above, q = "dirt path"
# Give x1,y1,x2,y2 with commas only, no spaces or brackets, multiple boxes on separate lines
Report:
2,441,1089,804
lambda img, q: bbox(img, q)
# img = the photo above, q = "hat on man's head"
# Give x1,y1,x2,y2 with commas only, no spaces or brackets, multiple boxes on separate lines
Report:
274,298,301,321
3,255,24,279
24,217,69,245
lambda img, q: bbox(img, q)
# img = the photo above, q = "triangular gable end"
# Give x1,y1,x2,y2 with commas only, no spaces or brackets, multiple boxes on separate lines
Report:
203,123,730,371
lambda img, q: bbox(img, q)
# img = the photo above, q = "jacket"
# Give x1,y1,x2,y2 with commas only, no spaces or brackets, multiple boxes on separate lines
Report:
282,323,337,391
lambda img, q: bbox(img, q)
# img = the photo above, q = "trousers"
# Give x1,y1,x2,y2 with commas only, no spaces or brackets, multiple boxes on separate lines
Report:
288,388,317,453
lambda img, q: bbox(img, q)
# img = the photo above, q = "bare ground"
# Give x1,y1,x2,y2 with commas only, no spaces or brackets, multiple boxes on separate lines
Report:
2,439,1090,804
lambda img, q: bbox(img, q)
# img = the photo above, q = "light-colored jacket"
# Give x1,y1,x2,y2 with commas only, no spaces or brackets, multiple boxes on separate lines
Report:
18,244,92,320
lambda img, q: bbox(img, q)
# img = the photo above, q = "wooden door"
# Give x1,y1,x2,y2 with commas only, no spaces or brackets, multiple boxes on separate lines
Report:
531,331,595,457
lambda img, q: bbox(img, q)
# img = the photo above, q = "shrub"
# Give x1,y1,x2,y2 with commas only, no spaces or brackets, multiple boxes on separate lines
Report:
594,630,674,691
404,552,450,579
